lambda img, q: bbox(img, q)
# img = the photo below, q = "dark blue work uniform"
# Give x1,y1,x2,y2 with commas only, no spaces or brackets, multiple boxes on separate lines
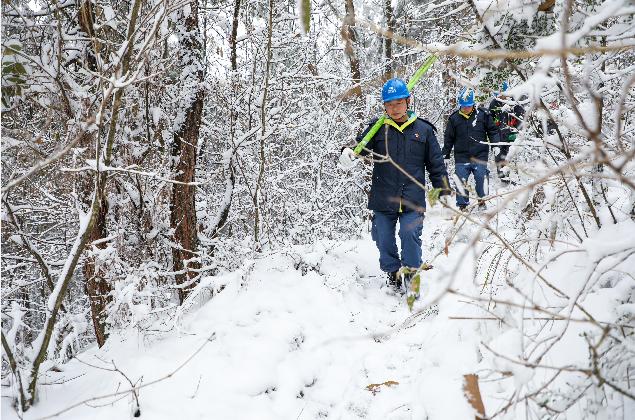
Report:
357,112,449,273
442,107,499,207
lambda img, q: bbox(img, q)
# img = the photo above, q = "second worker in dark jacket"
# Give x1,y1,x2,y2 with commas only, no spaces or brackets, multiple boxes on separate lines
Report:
442,87,500,211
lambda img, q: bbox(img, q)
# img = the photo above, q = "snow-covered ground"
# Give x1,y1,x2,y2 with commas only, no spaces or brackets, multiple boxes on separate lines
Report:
3,201,634,420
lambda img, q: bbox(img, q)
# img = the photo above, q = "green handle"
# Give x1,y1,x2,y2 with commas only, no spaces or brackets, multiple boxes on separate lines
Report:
406,55,438,91
353,116,386,154
353,55,438,155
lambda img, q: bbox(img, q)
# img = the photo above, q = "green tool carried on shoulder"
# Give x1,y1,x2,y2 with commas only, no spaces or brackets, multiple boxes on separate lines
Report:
353,55,438,155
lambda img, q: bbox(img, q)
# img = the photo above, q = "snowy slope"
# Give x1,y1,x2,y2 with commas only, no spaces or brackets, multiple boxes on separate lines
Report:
2,214,487,420
3,207,634,420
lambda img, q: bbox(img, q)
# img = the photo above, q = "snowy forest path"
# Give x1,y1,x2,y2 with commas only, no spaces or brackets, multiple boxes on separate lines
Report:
5,219,485,420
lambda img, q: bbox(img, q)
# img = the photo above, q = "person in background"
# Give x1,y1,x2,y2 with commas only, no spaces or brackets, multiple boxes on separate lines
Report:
339,78,450,293
442,87,499,211
489,81,525,183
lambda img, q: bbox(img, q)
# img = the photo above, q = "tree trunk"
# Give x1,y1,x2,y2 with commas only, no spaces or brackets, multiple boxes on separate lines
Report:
26,0,144,403
253,0,274,249
342,0,361,99
384,0,395,80
79,0,113,348
230,0,241,73
170,0,205,303
211,0,239,242
83,193,110,347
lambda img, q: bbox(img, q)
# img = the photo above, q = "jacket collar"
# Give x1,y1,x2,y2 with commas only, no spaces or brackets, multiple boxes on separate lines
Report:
458,108,475,119
384,111,417,133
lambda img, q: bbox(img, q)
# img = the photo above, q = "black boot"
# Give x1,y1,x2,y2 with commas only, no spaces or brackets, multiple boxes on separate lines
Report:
386,271,401,292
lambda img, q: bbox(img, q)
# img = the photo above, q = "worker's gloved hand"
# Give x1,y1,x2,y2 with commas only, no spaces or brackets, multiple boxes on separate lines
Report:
338,147,358,170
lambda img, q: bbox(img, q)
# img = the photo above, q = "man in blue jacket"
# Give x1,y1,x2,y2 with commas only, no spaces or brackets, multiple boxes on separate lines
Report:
339,78,450,292
442,87,499,211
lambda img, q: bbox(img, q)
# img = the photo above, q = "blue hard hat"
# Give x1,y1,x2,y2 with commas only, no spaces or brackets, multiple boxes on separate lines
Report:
457,87,475,107
382,78,410,103
493,81,508,97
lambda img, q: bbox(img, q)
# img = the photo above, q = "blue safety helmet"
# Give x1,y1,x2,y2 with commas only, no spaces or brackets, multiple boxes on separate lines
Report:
457,87,475,107
382,78,410,103
494,81,509,97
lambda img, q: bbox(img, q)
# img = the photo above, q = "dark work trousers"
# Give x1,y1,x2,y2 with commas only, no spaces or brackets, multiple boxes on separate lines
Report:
371,210,424,273
455,162,489,207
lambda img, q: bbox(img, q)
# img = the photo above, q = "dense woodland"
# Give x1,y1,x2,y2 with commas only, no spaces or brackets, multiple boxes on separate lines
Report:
2,0,634,418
